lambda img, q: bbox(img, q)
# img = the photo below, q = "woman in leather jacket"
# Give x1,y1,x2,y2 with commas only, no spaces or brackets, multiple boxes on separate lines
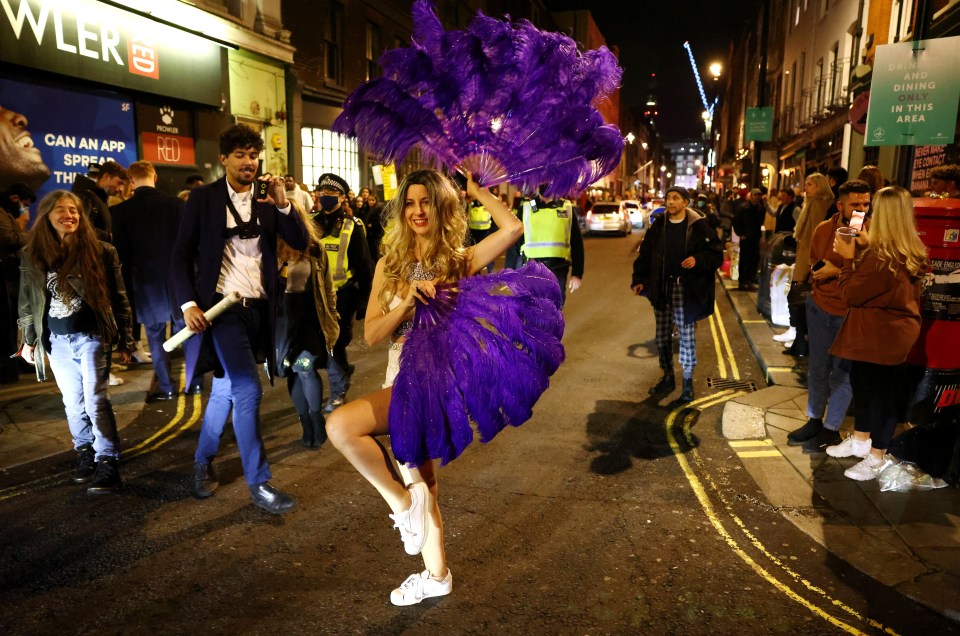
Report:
18,190,134,493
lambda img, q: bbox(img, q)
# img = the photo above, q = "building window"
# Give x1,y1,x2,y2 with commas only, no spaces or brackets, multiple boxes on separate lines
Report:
814,58,824,112
301,128,359,194
325,2,344,86
366,22,381,81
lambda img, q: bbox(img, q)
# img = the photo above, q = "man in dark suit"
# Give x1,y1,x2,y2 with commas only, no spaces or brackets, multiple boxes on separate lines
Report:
172,124,308,514
112,160,193,401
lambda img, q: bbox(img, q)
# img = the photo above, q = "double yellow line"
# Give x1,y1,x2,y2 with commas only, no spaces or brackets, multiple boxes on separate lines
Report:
707,301,740,380
0,369,202,502
668,394,898,636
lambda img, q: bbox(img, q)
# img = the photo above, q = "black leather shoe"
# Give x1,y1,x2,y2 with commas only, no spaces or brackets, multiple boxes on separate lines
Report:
249,482,296,514
194,462,218,499
73,444,96,483
649,374,676,395
87,458,121,494
679,378,695,403
147,391,176,403
185,384,203,395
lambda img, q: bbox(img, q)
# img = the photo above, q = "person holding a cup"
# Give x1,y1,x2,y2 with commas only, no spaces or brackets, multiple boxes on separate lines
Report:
824,186,929,481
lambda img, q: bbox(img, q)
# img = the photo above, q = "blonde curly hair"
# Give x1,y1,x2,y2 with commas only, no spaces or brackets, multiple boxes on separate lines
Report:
377,170,469,311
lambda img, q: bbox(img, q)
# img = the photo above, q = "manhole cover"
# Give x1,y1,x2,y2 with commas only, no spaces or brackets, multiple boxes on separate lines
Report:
706,378,757,392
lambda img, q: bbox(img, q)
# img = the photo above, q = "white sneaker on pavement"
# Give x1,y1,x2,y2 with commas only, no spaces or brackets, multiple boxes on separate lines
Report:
773,327,796,342
390,569,453,606
826,435,871,458
108,373,124,386
844,455,895,481
388,481,428,556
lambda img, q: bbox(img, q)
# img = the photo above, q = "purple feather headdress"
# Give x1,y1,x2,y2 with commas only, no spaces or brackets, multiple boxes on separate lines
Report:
333,0,624,198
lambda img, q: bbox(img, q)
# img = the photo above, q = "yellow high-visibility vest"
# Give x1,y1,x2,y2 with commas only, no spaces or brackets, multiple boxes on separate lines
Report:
521,200,572,260
320,217,357,290
468,203,492,230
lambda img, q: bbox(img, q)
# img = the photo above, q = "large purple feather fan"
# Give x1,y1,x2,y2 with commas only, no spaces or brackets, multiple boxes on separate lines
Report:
333,0,623,198
388,261,565,468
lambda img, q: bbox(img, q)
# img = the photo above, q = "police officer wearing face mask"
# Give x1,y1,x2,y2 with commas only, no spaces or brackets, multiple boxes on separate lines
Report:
315,173,373,412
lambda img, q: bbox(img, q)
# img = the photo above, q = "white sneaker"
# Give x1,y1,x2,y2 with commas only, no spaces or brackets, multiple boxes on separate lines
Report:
826,436,871,458
773,327,796,342
389,481,428,556
844,454,892,481
108,373,124,386
131,348,152,364
781,339,795,348
390,569,453,606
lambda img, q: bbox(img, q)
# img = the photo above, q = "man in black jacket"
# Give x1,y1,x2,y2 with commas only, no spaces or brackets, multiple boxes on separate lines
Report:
112,161,193,402
632,186,723,402
732,188,765,290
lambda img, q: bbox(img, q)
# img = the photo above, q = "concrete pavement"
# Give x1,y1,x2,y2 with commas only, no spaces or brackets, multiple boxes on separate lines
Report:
716,276,960,621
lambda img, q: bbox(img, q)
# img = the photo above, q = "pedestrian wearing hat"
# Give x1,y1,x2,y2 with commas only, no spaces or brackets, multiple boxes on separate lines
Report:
315,173,374,412
631,186,723,402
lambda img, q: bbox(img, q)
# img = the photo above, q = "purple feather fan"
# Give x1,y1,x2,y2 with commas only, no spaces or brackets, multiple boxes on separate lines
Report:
388,261,566,468
333,0,623,198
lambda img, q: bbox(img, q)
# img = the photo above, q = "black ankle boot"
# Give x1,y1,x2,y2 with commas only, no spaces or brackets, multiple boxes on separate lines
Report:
680,378,694,402
73,444,96,483
299,415,314,448
310,410,327,448
649,373,676,395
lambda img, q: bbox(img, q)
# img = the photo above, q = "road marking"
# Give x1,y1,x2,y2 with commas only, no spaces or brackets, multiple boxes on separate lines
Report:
708,314,728,379
712,302,740,380
741,319,768,324
735,450,783,458
669,396,898,635
728,439,774,447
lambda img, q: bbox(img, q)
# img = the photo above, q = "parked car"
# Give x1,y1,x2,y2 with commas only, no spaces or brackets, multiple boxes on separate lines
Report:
622,200,644,229
585,201,631,236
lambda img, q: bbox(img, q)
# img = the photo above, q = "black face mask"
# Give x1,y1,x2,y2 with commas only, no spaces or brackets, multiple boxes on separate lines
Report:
319,195,340,212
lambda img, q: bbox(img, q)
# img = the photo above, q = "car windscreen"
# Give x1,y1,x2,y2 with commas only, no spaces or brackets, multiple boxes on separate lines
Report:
591,205,620,214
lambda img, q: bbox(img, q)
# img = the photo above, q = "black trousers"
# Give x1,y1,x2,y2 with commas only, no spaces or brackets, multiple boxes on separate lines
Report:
851,360,900,451
739,238,761,284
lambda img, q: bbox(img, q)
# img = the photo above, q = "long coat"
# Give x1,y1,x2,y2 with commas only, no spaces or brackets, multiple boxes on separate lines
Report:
111,186,183,326
632,208,723,324
171,177,308,387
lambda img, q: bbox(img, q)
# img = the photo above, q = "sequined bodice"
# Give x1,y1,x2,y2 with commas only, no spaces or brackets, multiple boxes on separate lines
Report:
393,262,434,339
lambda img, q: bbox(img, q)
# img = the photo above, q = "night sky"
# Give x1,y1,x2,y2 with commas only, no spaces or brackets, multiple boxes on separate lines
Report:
546,0,761,140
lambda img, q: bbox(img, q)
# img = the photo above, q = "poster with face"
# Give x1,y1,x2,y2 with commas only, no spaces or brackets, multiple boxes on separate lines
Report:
0,77,137,223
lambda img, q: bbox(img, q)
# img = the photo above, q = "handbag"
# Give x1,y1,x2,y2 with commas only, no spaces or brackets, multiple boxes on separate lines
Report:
787,278,811,308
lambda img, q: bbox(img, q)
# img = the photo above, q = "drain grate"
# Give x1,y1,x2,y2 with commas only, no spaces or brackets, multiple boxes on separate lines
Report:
707,378,757,392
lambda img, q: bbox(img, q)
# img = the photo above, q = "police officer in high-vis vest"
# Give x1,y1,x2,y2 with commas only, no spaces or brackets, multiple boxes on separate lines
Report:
315,173,373,412
519,190,584,305
467,195,494,272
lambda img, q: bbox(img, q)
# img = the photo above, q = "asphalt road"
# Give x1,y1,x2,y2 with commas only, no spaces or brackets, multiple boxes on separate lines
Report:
1,230,957,635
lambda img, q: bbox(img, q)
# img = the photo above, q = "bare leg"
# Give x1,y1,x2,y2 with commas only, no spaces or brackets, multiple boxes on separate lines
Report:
411,459,447,578
327,387,410,514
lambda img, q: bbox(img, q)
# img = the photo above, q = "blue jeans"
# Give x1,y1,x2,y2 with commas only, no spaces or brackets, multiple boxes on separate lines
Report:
47,333,119,459
193,306,271,486
144,319,185,394
805,295,852,430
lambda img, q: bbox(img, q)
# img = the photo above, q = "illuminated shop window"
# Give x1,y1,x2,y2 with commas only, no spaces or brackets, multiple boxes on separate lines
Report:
301,128,359,192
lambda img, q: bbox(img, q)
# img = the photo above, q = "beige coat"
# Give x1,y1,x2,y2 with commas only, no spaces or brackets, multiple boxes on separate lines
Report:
793,198,832,284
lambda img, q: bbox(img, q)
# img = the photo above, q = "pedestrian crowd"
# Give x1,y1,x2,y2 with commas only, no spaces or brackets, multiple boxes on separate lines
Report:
2,114,953,602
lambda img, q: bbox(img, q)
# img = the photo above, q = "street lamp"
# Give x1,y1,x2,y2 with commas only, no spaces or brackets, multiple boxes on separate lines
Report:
709,62,722,79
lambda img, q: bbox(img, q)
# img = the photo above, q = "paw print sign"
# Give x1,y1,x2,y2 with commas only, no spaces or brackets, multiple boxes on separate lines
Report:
160,106,175,125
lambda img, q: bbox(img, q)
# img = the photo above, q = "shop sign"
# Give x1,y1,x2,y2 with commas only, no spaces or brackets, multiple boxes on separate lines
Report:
865,36,960,146
0,0,224,106
0,77,137,218
744,107,773,142
136,101,195,166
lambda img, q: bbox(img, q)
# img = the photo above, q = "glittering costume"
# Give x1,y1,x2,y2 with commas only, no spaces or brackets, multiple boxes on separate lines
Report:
388,260,565,467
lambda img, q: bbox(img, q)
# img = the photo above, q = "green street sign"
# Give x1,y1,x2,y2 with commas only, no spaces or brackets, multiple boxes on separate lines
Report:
865,36,960,146
744,107,773,142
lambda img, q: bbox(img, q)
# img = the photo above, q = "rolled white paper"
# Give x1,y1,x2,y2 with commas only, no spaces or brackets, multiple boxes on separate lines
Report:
162,291,243,352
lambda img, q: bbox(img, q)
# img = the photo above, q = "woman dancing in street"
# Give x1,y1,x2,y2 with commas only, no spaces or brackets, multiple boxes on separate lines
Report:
327,169,524,605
